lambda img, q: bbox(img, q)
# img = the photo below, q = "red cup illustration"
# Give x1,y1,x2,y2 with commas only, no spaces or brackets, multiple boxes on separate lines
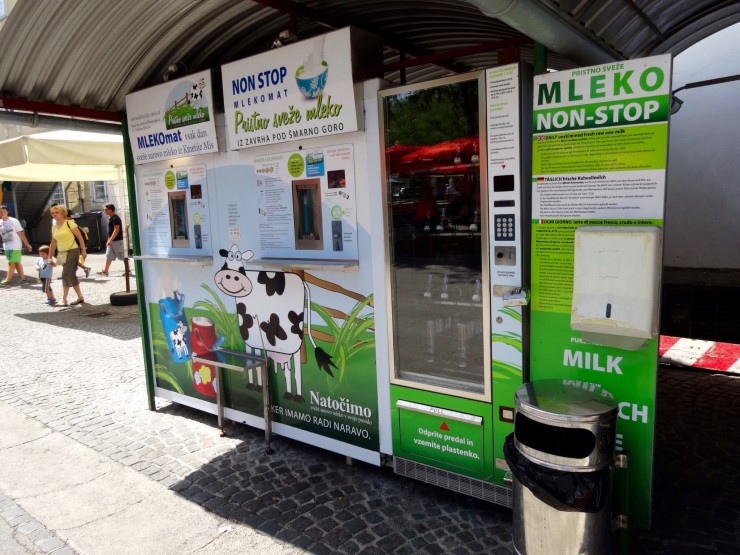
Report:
190,316,224,398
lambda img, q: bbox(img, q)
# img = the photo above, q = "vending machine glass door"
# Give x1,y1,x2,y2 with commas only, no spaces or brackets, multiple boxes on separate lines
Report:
380,73,490,401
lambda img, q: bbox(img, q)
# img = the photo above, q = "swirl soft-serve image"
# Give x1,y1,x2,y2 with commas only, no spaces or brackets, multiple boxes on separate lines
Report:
296,35,328,98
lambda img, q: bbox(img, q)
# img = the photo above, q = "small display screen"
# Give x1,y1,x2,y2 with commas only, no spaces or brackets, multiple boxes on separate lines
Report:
493,175,515,192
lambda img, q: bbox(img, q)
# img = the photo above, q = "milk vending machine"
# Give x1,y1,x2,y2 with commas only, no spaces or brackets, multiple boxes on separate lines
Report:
377,65,531,502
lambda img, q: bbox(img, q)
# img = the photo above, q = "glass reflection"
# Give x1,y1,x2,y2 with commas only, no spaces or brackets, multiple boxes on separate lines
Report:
382,77,486,395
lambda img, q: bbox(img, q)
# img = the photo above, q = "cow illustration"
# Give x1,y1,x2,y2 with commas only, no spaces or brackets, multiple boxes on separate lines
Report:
214,245,336,402
188,86,204,115
170,321,190,359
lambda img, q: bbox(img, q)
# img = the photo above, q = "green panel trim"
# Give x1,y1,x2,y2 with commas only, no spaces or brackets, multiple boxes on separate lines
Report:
122,118,155,411
390,385,494,480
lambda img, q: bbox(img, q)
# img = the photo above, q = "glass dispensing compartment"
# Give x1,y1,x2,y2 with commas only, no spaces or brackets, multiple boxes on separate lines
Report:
380,73,490,400
168,191,189,248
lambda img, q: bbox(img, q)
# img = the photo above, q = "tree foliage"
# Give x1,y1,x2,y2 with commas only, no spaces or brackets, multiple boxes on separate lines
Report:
383,80,479,146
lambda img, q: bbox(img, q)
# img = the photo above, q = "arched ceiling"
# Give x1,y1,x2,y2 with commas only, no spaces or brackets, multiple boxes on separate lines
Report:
0,0,738,117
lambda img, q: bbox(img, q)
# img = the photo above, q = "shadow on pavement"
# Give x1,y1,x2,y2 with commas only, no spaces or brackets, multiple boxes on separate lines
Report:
13,303,141,341
160,368,740,554
158,403,514,554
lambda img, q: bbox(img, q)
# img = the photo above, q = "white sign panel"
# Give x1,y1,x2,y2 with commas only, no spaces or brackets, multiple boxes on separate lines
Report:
137,163,212,256
252,144,359,260
486,63,523,286
221,28,358,151
126,70,218,165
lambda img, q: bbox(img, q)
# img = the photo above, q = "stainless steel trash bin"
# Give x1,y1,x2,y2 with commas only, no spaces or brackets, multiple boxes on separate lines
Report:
508,380,618,555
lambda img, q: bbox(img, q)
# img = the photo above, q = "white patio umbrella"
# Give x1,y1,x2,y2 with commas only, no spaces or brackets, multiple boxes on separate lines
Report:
0,130,124,181
0,129,137,303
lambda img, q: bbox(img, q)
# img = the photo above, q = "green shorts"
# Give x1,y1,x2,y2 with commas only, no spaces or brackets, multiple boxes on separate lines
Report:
4,250,21,264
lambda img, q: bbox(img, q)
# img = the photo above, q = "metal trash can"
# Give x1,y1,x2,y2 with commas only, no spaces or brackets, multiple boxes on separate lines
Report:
505,380,618,555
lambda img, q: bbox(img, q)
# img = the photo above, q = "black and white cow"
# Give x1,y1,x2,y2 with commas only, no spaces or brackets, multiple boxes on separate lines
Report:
214,245,336,402
189,86,203,114
170,320,189,359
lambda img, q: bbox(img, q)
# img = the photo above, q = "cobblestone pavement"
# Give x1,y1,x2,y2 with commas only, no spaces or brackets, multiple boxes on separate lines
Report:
2,254,739,554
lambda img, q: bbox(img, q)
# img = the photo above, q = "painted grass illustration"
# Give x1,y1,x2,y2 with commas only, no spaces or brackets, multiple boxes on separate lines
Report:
152,285,376,397
311,294,375,385
164,104,210,129
152,327,186,393
491,306,523,380
193,284,242,350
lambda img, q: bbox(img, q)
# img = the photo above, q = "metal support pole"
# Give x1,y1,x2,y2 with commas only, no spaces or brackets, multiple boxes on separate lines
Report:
262,360,273,453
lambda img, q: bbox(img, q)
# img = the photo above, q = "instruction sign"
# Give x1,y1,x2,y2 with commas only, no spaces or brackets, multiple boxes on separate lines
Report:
137,163,212,256
530,54,672,529
252,143,359,261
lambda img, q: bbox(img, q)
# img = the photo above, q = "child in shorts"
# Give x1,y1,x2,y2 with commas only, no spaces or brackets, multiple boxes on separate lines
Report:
35,245,56,305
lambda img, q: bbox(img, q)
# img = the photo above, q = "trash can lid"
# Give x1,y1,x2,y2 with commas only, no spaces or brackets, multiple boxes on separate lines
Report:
515,380,618,423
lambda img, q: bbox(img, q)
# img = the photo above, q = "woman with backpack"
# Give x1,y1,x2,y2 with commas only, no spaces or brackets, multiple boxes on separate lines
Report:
48,204,86,306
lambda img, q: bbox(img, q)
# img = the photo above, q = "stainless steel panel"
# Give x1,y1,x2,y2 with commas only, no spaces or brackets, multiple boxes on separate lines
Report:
514,380,617,471
512,475,613,555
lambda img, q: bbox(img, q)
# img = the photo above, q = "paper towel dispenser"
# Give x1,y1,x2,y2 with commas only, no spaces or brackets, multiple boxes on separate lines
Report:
570,226,662,350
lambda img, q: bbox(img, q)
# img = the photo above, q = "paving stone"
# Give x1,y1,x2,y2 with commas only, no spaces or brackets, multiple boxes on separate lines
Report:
26,528,53,542
16,518,44,534
1,506,24,520
8,513,33,527
37,537,66,552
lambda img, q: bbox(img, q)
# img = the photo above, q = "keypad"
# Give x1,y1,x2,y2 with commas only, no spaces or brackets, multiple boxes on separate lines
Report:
494,214,515,241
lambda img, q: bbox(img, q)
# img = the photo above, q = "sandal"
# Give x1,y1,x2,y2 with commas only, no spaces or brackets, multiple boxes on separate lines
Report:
70,299,85,306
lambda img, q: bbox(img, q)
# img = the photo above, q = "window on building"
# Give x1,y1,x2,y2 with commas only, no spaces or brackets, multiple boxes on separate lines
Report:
91,181,109,203
49,182,66,207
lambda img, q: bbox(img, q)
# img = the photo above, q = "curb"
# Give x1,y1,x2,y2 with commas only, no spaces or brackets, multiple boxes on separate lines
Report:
0,491,77,554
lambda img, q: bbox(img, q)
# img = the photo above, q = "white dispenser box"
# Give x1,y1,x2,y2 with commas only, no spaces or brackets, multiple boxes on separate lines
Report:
570,226,662,350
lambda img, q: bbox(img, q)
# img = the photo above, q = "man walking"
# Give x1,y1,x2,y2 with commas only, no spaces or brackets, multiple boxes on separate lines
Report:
97,204,126,276
0,204,33,285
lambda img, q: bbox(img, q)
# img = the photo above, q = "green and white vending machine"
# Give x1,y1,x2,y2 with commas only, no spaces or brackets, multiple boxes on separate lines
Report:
378,55,668,528
378,64,531,504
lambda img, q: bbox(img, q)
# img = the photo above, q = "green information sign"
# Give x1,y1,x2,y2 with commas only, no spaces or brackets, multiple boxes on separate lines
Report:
287,153,305,177
164,170,176,190
530,55,672,529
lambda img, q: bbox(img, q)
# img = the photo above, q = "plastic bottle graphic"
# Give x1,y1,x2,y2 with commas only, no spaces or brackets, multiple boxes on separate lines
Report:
159,291,191,363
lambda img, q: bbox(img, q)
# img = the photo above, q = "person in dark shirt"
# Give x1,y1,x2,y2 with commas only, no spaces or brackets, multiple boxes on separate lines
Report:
97,204,125,276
